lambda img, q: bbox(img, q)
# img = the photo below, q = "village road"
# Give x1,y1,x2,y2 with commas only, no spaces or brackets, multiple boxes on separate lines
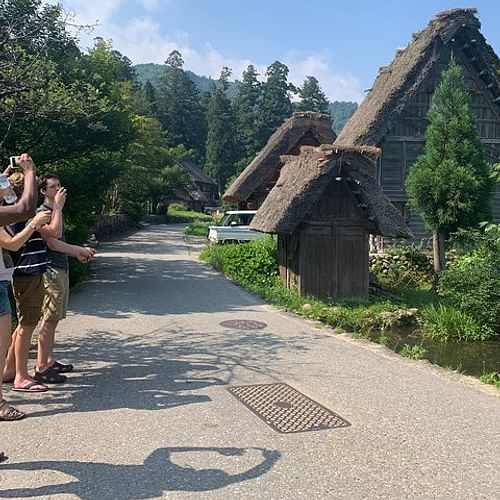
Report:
1,224,499,499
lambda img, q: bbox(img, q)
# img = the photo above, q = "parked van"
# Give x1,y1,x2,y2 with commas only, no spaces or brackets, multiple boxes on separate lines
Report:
207,210,263,244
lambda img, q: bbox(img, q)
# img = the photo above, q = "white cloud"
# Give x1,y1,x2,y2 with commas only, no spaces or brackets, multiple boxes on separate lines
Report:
44,0,362,102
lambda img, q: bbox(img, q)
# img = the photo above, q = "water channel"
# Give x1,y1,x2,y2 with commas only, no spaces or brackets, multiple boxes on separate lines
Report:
370,327,500,377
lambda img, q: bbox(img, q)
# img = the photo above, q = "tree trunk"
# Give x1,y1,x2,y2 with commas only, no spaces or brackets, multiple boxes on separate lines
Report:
432,228,446,288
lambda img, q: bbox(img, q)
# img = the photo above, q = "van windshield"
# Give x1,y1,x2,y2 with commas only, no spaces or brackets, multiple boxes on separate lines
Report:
219,213,256,226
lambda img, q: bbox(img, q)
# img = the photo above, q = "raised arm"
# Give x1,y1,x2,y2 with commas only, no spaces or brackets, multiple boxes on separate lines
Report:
0,154,38,226
37,187,66,239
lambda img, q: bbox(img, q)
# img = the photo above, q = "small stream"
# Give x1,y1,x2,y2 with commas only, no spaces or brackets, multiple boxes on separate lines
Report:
369,327,500,377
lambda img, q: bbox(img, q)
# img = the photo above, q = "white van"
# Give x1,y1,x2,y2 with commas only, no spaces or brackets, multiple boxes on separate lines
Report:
207,210,264,244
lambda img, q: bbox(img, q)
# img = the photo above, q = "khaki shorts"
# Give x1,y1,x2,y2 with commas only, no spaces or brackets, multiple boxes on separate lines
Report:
13,274,44,326
42,266,69,322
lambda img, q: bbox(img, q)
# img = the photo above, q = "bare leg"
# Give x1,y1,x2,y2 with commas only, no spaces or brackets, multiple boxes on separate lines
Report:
3,326,17,381
13,324,40,388
0,314,12,401
37,319,58,371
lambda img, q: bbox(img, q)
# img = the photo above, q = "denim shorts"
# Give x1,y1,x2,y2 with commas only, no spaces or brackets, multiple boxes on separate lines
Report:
0,280,12,316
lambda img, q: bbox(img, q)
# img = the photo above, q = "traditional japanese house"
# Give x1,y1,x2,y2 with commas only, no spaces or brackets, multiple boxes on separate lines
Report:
334,8,500,241
250,145,411,302
174,159,218,212
224,111,336,209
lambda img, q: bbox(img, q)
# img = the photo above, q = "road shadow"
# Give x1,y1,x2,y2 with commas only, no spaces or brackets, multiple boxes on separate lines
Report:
12,321,311,418
0,446,281,498
71,226,265,318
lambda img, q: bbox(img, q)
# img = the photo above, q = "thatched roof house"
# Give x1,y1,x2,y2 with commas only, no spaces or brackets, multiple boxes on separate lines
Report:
250,145,411,239
250,145,411,302
334,8,500,240
224,111,336,207
335,8,499,149
175,159,218,211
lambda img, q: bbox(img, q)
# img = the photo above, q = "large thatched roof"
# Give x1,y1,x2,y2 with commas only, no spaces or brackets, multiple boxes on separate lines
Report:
335,8,500,148
180,159,217,186
250,145,411,238
223,111,336,203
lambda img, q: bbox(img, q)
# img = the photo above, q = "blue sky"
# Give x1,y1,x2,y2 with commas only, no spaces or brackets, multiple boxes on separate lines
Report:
48,0,499,102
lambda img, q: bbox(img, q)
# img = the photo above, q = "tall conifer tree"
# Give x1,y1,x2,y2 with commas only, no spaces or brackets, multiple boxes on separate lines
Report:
143,80,158,116
205,67,238,190
296,76,329,114
234,64,262,173
405,58,493,276
258,61,293,147
157,50,205,158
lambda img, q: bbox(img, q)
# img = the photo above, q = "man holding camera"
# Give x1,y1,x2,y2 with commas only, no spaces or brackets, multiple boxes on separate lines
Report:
34,174,95,381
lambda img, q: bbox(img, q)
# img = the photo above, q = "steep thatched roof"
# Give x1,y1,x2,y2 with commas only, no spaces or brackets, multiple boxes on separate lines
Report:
250,145,412,238
335,8,500,148
223,111,336,203
180,159,217,186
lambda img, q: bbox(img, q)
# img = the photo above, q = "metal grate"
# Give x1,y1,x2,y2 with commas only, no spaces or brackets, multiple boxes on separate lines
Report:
219,319,267,330
227,383,350,434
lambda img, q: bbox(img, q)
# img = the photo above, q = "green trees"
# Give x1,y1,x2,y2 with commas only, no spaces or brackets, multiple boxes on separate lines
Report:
258,61,294,147
157,50,205,158
405,58,493,275
234,65,261,173
296,76,329,114
205,68,238,190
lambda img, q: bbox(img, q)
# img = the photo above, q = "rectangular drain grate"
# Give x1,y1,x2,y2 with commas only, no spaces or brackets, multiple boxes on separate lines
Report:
227,383,350,434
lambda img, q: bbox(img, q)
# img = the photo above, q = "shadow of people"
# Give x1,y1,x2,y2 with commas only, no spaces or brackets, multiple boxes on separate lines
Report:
0,446,281,498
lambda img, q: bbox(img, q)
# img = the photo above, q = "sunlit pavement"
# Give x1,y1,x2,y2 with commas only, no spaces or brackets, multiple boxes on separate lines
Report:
1,224,499,499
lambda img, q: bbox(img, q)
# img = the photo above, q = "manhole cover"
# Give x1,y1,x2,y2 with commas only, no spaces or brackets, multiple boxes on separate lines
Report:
219,319,267,330
227,383,350,434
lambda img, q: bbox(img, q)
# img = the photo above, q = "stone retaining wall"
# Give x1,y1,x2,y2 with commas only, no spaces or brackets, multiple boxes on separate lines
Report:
92,214,139,240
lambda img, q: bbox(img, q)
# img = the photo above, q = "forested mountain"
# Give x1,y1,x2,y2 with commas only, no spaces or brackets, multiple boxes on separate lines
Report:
135,63,357,132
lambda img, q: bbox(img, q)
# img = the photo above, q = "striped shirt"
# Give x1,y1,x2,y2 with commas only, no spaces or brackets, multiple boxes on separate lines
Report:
10,221,48,276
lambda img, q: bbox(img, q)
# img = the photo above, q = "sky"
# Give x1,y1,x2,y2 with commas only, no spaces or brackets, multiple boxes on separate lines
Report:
45,0,499,103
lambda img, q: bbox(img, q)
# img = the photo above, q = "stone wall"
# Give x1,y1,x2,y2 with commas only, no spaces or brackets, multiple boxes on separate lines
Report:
92,214,139,240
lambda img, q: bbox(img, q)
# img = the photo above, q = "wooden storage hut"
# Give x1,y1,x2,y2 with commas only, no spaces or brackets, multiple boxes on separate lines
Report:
224,111,336,209
334,8,500,240
250,146,411,302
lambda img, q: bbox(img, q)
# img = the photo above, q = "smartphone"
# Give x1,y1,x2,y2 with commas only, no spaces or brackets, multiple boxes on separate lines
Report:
9,156,16,171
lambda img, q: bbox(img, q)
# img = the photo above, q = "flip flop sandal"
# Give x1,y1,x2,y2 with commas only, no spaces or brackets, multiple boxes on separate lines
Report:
11,381,48,393
0,399,26,421
51,361,74,373
34,368,67,384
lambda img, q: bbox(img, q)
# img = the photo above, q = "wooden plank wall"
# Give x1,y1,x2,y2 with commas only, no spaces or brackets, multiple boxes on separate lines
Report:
380,45,500,242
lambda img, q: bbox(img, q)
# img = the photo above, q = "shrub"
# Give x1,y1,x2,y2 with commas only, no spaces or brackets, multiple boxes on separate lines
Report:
420,304,493,341
201,237,279,289
438,245,500,335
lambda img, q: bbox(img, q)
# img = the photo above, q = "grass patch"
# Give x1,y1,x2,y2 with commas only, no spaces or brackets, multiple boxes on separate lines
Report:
184,221,210,236
167,208,213,224
479,372,500,388
201,239,431,338
420,304,494,341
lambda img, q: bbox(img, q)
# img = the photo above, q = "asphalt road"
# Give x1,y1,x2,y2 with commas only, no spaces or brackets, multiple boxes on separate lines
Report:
1,224,499,499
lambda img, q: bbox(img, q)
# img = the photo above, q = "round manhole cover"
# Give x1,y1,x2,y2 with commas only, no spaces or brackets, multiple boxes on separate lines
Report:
219,319,267,330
